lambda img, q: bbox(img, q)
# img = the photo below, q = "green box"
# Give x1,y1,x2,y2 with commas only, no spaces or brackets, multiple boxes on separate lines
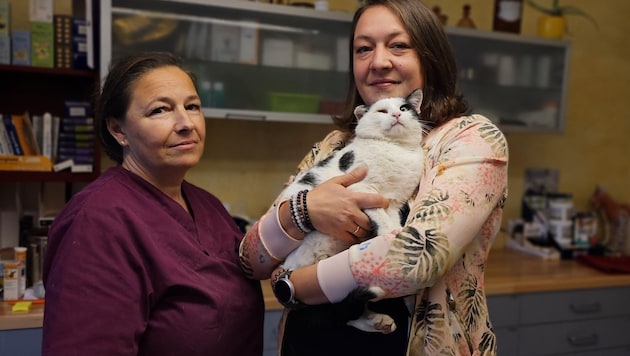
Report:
31,22,54,68
268,92,320,114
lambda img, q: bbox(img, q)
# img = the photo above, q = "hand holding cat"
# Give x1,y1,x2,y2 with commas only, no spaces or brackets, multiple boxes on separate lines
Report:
307,165,389,244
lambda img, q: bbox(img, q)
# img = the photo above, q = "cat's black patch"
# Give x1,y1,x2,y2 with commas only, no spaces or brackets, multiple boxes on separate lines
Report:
338,151,355,172
399,203,410,226
298,172,319,187
315,154,334,168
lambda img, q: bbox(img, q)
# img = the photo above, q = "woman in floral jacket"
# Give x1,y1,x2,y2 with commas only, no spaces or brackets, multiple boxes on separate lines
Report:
239,0,508,355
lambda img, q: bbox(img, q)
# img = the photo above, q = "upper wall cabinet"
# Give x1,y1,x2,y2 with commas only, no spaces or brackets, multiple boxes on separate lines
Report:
447,27,571,134
100,0,571,133
100,0,351,124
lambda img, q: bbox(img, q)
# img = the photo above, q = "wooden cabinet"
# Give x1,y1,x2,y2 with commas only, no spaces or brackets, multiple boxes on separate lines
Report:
488,286,630,355
101,0,571,133
264,287,630,355
263,309,282,356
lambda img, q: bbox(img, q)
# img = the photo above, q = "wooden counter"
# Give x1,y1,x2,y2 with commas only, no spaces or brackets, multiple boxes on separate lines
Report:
0,302,44,331
3,249,630,330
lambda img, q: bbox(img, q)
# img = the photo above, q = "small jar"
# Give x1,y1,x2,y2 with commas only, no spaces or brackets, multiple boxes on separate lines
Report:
314,1,329,11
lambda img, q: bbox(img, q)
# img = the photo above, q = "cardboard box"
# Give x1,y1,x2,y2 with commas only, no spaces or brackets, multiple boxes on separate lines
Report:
262,38,294,68
211,23,240,63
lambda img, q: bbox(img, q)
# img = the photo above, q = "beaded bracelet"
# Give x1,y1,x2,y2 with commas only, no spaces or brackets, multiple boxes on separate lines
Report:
289,192,310,234
299,190,315,231
289,190,314,234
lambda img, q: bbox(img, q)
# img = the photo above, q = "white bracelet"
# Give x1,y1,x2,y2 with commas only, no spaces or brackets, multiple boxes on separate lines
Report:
259,201,303,260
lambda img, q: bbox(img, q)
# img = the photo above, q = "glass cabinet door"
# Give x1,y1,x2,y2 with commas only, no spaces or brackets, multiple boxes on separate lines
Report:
101,1,571,132
100,0,352,123
446,27,571,133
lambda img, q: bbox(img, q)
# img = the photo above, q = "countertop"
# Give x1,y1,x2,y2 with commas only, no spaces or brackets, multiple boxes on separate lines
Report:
3,248,630,331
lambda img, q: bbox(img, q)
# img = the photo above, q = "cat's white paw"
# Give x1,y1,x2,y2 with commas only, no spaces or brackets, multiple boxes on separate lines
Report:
367,285,386,299
346,311,397,334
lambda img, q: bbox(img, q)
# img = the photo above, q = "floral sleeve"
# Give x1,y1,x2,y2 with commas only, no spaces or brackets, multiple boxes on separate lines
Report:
343,115,508,297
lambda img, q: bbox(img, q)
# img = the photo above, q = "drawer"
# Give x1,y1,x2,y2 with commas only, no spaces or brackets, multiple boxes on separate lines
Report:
569,346,630,356
488,295,519,327
519,287,630,324
264,310,282,352
519,316,630,355
495,327,519,356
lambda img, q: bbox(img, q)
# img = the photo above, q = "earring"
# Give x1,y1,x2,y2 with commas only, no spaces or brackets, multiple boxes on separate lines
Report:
119,140,126,146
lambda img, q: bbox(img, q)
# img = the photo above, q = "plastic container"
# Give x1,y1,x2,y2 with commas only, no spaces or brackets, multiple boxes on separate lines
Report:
268,92,321,113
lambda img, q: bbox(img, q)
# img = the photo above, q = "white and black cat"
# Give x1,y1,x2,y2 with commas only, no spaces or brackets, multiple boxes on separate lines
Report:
279,88,426,334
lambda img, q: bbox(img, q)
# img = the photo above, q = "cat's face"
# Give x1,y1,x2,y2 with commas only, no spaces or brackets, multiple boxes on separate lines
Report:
353,89,424,144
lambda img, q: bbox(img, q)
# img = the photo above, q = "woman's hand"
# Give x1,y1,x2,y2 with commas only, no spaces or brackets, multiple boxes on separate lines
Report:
307,165,389,245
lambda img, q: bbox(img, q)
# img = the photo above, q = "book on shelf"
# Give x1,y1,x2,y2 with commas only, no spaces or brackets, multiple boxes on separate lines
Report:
0,114,12,154
57,100,95,172
0,33,9,65
2,113,40,156
34,112,51,160
31,21,54,68
11,30,30,65
52,158,72,172
21,113,40,155
2,114,23,155
71,163,92,173
53,14,72,69
0,0,9,36
72,18,88,70
0,155,52,172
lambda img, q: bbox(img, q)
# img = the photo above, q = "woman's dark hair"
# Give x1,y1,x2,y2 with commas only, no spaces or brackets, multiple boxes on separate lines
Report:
95,52,196,164
333,0,469,131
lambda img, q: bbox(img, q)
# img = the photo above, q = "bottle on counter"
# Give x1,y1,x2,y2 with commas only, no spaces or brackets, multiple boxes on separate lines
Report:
211,82,225,108
493,0,523,34
456,4,476,29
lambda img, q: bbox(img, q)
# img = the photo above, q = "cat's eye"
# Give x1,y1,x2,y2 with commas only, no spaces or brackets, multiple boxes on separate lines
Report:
400,104,412,111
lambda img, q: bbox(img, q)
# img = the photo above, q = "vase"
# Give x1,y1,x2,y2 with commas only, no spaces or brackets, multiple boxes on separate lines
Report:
537,15,566,39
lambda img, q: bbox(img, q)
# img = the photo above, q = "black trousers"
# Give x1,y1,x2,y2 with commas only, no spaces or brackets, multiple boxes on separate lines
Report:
281,297,409,356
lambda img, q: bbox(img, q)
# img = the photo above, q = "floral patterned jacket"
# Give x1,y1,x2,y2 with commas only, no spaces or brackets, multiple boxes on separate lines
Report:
241,114,508,356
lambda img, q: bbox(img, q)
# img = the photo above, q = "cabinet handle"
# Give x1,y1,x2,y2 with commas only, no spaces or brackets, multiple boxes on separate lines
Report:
225,113,267,121
569,302,601,314
567,334,599,347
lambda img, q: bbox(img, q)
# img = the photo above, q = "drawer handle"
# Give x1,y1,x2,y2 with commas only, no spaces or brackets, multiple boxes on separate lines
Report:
225,113,267,121
567,334,599,347
569,302,601,314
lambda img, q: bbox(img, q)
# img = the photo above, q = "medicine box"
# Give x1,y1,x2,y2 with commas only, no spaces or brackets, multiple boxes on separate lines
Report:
3,260,25,301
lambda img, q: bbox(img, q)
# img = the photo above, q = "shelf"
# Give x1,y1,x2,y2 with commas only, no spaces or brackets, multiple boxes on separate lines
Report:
0,170,99,182
0,64,97,79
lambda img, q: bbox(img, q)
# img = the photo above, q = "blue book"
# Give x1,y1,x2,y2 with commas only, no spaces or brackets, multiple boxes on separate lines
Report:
0,33,9,64
3,114,23,155
11,30,30,65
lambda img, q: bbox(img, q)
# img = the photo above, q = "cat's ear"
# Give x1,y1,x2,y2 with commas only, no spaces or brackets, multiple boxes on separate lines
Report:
354,104,369,120
406,89,423,113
